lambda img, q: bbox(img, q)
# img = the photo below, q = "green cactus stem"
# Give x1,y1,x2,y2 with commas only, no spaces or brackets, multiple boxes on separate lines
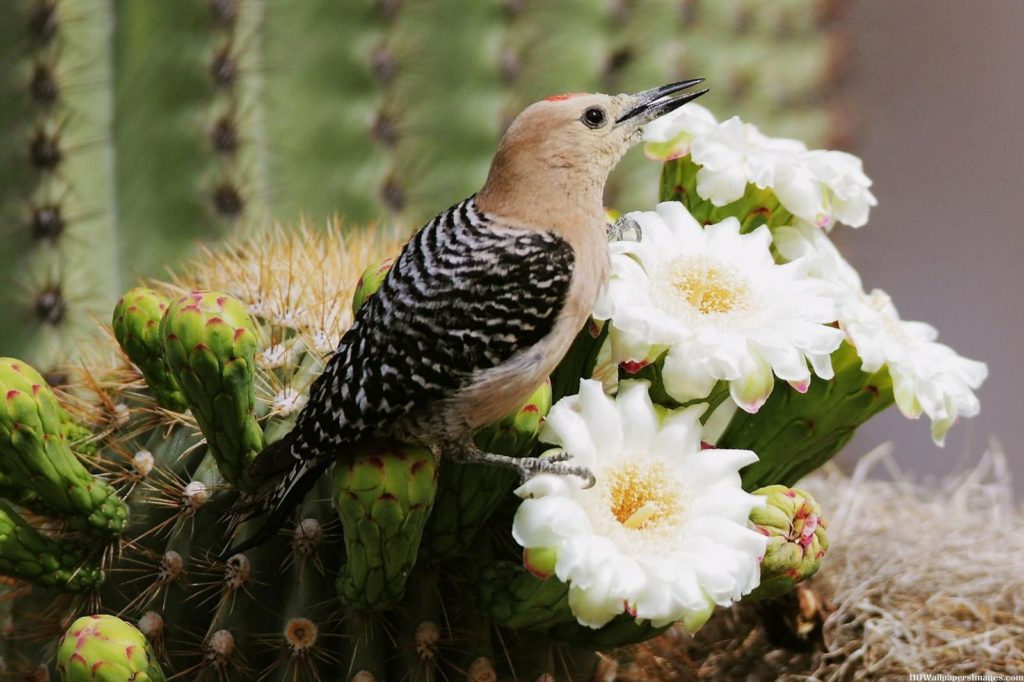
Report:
718,342,895,490
160,290,264,490
57,614,167,682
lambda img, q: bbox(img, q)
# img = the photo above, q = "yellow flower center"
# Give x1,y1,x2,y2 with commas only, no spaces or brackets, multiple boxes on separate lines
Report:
666,256,751,316
607,460,683,531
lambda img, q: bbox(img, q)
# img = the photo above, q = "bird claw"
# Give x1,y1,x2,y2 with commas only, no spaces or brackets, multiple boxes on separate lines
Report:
466,448,596,489
519,456,597,489
606,215,642,243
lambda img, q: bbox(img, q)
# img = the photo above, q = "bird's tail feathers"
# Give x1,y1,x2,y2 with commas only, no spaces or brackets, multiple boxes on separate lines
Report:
247,429,304,483
221,456,329,558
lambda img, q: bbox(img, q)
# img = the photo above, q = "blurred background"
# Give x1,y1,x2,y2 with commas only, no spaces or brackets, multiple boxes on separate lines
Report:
839,1,1023,486
0,0,1019,485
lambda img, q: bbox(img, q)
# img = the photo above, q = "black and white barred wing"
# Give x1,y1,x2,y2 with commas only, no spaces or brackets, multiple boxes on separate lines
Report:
257,196,576,474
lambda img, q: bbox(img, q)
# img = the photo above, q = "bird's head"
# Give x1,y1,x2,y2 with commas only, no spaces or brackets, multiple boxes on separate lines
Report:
478,80,707,227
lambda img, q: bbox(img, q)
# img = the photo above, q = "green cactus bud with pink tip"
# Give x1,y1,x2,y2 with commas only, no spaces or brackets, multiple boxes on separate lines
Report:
747,485,829,601
112,287,186,411
56,614,166,682
160,291,263,490
0,358,127,538
333,442,437,610
352,257,395,313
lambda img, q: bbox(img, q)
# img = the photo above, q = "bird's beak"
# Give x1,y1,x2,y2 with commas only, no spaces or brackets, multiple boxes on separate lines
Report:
615,79,708,127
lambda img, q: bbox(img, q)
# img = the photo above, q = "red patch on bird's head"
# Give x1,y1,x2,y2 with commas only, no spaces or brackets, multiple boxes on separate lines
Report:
545,92,586,102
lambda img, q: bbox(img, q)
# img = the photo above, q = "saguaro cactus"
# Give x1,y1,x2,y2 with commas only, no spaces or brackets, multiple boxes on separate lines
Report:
0,0,847,371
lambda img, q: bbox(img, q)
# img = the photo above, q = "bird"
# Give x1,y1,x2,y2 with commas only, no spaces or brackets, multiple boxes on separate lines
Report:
225,79,708,556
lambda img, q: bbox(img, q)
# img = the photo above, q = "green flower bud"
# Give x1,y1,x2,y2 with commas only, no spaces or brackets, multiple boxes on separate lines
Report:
333,442,437,610
112,287,187,411
747,485,828,601
160,291,263,490
0,358,128,538
352,257,394,313
57,614,166,681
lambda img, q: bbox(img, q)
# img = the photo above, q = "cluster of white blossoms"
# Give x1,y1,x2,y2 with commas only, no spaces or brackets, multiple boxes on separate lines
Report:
773,222,988,445
511,104,987,632
644,102,877,230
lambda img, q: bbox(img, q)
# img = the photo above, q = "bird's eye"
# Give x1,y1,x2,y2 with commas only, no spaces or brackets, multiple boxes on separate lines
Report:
582,106,607,129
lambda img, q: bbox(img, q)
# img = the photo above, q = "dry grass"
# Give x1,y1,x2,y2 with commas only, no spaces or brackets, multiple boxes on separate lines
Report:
607,441,1024,681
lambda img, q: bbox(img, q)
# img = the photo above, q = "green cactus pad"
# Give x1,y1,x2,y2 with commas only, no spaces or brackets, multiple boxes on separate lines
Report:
746,485,828,601
480,561,575,632
57,614,166,682
0,358,127,538
112,287,186,411
719,342,895,489
333,442,437,610
160,291,263,490
0,501,103,592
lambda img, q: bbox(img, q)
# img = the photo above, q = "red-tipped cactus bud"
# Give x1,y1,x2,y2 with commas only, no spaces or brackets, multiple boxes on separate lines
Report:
747,485,829,600
352,257,394,313
57,614,166,681
160,291,263,490
112,287,187,411
333,442,437,610
0,358,127,538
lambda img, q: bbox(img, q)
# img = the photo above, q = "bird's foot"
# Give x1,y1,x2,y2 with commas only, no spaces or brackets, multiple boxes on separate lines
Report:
470,449,596,489
606,215,643,243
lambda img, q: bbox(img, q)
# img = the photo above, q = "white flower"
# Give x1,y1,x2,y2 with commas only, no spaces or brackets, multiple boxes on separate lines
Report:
512,380,767,629
643,103,877,230
839,289,988,445
594,202,845,412
642,102,718,161
772,220,863,291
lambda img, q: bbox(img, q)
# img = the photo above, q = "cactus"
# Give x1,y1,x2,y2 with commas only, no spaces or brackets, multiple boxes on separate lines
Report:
333,442,437,610
0,0,846,372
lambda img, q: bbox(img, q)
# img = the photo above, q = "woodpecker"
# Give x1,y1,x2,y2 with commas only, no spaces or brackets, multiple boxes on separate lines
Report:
227,80,708,555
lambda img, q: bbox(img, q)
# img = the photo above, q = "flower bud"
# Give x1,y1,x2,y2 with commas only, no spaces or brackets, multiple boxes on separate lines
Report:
747,485,828,601
57,614,166,681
